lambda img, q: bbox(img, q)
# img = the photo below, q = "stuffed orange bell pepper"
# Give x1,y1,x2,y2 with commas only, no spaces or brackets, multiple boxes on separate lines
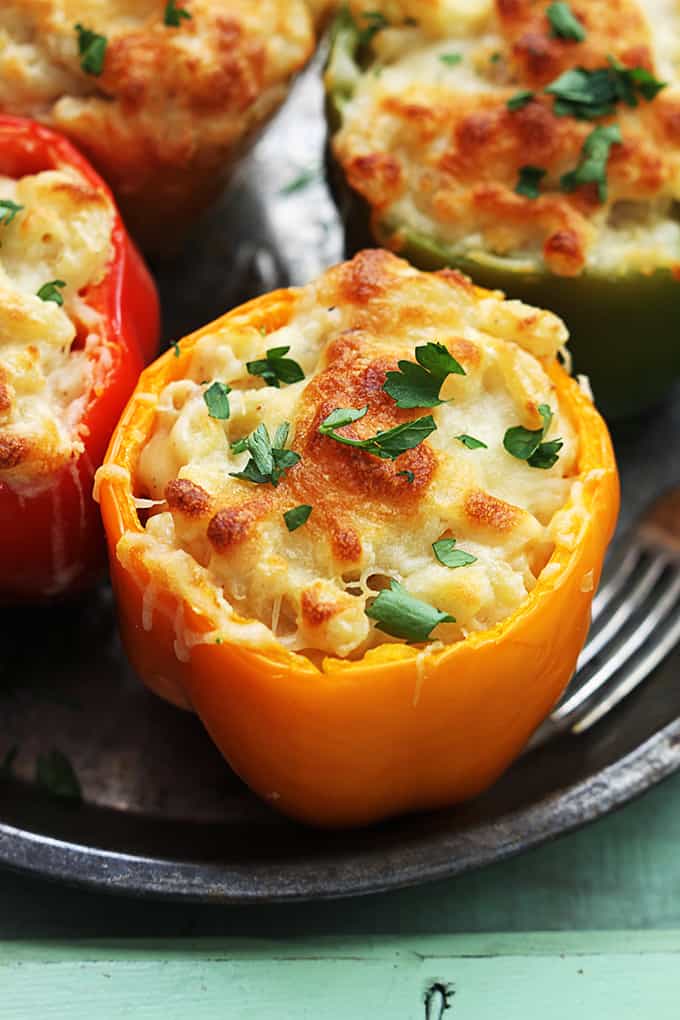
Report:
97,250,618,827
0,116,160,602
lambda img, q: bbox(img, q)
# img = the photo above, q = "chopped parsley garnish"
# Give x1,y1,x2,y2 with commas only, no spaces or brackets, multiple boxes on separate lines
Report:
546,61,666,120
247,345,304,388
456,434,487,450
203,381,231,420
490,52,501,63
75,24,107,76
319,406,436,460
546,2,586,42
283,504,312,532
1,746,18,778
432,538,477,569
230,422,300,486
0,200,23,227
37,280,66,306
561,124,622,202
507,89,535,111
503,403,563,469
383,342,465,408
36,749,82,800
439,53,463,67
366,580,454,642
171,340,181,358
357,10,389,47
279,168,320,195
515,165,546,200
398,469,415,483
164,0,191,27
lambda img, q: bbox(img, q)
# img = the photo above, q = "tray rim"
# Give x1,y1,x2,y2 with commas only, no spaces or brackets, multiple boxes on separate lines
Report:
1,717,679,904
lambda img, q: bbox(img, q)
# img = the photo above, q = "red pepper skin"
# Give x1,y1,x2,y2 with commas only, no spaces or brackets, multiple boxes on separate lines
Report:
0,117,160,602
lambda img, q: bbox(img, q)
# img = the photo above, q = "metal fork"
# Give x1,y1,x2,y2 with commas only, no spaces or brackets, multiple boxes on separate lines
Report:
527,485,680,751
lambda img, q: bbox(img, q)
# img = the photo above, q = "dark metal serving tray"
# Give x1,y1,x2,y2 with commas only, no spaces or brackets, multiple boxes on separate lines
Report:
1,64,679,903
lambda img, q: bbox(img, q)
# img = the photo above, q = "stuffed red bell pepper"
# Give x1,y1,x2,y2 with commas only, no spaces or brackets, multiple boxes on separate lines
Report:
0,116,160,602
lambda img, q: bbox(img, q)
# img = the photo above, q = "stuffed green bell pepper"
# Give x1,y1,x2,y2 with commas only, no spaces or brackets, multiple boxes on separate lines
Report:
325,0,680,419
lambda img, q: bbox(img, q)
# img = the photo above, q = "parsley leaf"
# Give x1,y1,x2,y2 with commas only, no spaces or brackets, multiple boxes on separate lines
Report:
75,24,107,76
357,10,389,46
546,2,586,42
456,434,487,450
503,403,563,469
279,168,319,195
37,280,66,306
383,342,465,408
546,62,666,120
439,53,463,66
516,165,546,199
230,422,300,486
164,0,191,26
203,381,231,420
283,504,312,532
507,89,535,111
247,345,304,388
561,123,622,202
0,200,23,227
366,579,455,642
398,469,415,483
171,340,181,358
432,538,477,569
319,407,436,460
36,749,82,800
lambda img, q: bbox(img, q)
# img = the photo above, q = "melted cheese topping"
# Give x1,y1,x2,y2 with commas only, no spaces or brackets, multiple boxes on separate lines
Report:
0,167,113,488
0,1,326,242
328,0,680,276
130,250,579,660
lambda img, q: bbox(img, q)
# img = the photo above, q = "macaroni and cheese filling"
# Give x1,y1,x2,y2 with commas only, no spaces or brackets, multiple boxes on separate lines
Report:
328,0,680,276
130,250,579,660
0,167,113,488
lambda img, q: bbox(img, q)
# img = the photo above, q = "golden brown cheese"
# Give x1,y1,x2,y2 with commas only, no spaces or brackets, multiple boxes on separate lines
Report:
0,167,113,488
0,0,327,247
130,250,579,660
328,0,680,275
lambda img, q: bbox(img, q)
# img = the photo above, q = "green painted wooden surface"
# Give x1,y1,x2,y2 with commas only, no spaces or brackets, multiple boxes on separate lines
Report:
2,934,680,1017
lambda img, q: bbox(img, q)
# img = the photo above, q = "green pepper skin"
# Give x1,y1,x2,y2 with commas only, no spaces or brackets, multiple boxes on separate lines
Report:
324,10,680,420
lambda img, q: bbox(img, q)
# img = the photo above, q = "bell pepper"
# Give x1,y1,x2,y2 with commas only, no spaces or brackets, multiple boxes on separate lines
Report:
0,116,160,602
324,9,680,420
97,281,619,828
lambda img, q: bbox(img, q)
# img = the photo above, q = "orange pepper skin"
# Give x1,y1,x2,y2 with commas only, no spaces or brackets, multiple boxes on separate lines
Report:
0,117,160,602
99,290,619,828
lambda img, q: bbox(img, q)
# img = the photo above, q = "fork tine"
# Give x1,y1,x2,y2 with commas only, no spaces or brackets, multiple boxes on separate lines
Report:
553,569,680,724
574,606,680,733
590,544,642,623
577,554,668,670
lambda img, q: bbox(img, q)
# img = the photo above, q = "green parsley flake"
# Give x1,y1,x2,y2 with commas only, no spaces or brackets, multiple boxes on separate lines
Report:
203,381,231,420
432,538,477,569
490,52,501,63
75,24,107,76
546,2,586,42
36,280,66,306
283,504,312,532
0,200,23,227
561,123,622,202
36,749,82,801
279,168,320,195
247,345,304,388
358,10,389,47
366,580,454,643
171,340,181,358
507,89,535,111
230,422,300,487
456,434,487,450
439,53,463,67
164,0,192,27
319,406,436,461
383,342,465,409
503,403,563,469
398,469,415,483
546,62,666,120
516,165,547,200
